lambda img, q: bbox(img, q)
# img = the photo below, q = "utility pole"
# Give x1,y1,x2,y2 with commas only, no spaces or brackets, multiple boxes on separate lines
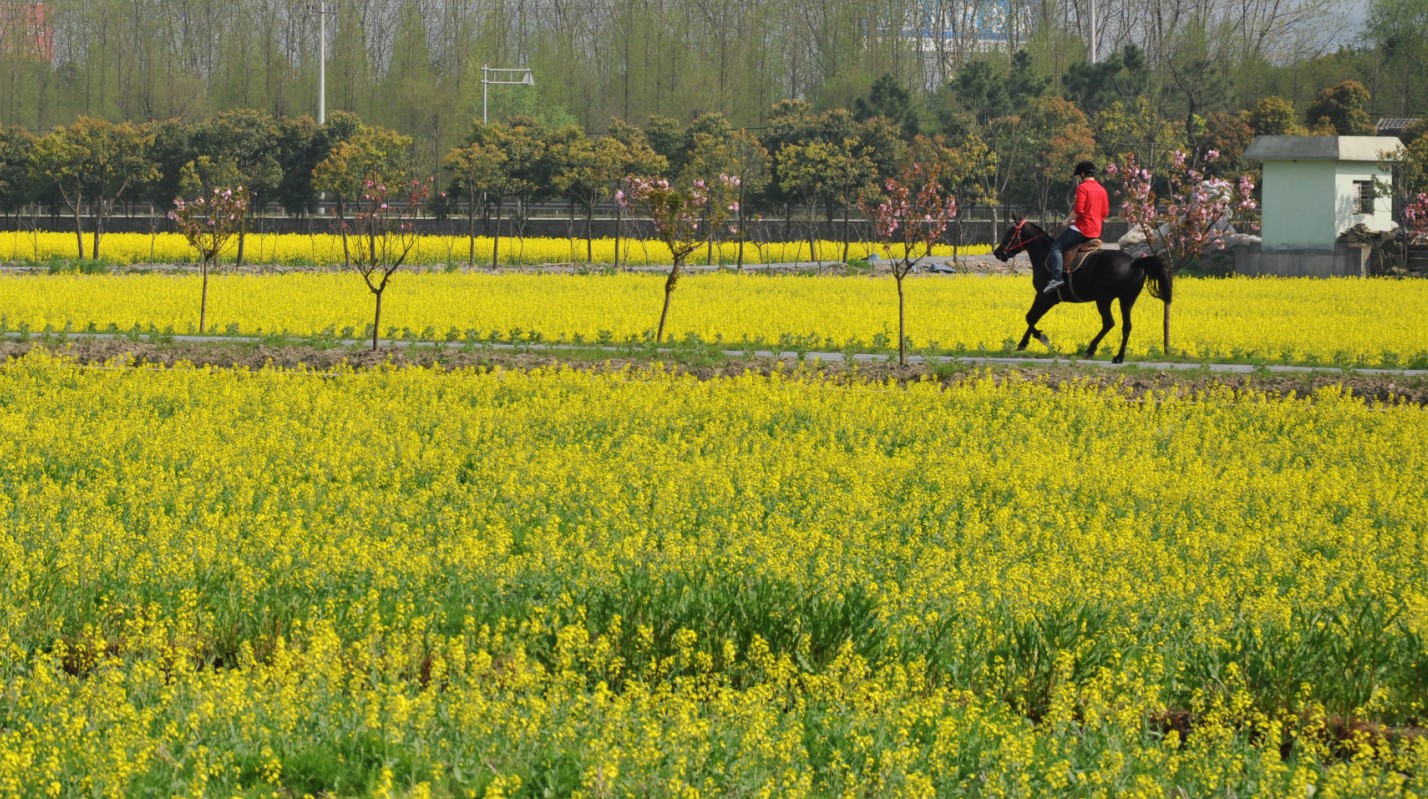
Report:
1088,0,1097,63
319,0,327,123
310,0,335,123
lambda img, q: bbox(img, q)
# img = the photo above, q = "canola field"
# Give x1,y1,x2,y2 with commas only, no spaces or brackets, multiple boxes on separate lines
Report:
0,231,987,269
0,353,1425,797
3,270,1428,367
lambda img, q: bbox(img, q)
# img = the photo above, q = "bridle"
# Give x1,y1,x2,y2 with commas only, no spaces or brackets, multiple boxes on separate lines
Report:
1000,219,1050,257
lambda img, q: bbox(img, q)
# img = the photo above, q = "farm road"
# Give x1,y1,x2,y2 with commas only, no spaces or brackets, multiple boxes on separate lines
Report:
11,331,1428,378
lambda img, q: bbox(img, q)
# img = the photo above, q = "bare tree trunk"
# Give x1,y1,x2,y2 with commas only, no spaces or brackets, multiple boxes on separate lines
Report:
73,210,84,259
841,204,850,263
91,202,102,260
656,261,681,342
492,201,503,269
735,195,745,270
614,202,622,269
586,204,595,263
468,202,477,265
1163,303,1171,354
897,273,906,366
236,227,247,268
337,199,351,268
200,259,210,333
372,287,383,351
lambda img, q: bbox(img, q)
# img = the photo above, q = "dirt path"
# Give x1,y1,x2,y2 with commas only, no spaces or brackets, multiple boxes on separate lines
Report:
8,336,1428,405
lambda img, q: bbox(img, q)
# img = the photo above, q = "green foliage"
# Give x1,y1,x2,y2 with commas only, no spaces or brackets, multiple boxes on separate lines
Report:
1306,80,1375,136
0,125,35,214
1063,45,1149,118
29,116,156,260
1247,96,1305,136
852,73,920,140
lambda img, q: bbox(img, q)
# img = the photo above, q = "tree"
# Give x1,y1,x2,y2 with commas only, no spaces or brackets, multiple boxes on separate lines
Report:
272,116,322,218
312,126,413,268
1012,96,1096,222
618,174,738,342
169,184,249,333
607,119,668,269
1094,98,1183,174
468,117,547,268
0,126,35,215
727,130,770,270
1196,112,1256,177
187,108,282,266
346,177,432,351
443,139,506,266
777,138,872,263
1063,45,1150,118
549,132,628,263
852,73,920,140
30,117,155,260
1247,96,1305,136
926,132,997,265
860,159,957,366
1306,80,1374,136
1403,192,1428,243
1104,151,1258,351
1367,0,1428,115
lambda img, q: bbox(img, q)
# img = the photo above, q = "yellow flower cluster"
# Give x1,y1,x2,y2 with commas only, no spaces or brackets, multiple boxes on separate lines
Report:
0,231,988,268
2,271,1427,367
0,353,1425,796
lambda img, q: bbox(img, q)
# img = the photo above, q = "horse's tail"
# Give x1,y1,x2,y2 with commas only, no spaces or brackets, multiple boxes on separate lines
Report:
1134,255,1173,304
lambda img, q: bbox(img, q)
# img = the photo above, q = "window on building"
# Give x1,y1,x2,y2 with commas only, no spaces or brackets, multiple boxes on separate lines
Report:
1354,181,1375,215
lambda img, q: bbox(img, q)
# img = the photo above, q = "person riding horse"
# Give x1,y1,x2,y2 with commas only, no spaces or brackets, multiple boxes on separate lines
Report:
1044,160,1109,294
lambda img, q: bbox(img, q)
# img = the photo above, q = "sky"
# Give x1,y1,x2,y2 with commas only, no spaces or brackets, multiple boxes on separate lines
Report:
1334,0,1372,45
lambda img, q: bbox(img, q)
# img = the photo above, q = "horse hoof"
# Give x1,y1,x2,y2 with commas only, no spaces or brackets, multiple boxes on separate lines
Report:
1016,344,1028,351
1112,356,1124,364
1036,334,1050,347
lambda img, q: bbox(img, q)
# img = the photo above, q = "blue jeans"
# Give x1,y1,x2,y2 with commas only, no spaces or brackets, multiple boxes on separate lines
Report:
1047,228,1089,280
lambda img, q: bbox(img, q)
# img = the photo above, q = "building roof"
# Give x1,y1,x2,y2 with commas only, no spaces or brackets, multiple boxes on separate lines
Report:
1244,135,1403,162
1377,118,1421,136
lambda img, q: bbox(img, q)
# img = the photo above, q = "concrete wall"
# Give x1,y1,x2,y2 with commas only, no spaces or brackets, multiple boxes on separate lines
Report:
1233,242,1371,277
1332,162,1395,236
1261,160,1395,251
1261,160,1336,250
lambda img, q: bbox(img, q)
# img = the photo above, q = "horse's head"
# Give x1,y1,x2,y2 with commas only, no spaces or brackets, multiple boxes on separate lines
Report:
993,218,1034,262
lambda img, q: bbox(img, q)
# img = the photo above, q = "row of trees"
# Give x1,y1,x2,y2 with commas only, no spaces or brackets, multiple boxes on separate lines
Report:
5,70,1425,271
0,0,1422,178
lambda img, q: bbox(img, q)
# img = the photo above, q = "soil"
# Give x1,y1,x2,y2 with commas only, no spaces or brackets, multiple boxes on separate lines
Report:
8,337,1428,406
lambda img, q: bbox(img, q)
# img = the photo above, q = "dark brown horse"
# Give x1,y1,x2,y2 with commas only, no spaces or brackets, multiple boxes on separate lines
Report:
992,219,1172,363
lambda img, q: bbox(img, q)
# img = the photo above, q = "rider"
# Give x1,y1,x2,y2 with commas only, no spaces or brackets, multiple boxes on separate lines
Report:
1043,160,1109,294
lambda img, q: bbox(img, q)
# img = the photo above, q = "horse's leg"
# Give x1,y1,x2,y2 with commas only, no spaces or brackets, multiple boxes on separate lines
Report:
1113,294,1137,364
1017,294,1057,350
1085,298,1114,358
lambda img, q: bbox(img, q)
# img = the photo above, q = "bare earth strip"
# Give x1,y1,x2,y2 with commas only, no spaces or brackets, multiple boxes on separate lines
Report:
7,333,1428,405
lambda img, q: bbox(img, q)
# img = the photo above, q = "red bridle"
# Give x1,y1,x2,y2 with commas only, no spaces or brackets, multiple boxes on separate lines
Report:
1000,219,1049,257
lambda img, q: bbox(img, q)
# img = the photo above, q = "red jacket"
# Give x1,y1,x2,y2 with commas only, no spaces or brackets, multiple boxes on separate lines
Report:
1073,179,1109,238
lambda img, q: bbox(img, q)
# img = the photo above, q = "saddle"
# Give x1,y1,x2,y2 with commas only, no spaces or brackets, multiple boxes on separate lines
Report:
1065,239,1103,274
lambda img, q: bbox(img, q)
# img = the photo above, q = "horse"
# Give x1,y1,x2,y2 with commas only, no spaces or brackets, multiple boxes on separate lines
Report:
992,219,1172,364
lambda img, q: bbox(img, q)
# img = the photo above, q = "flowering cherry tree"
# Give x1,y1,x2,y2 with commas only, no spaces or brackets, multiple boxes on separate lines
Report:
345,177,432,350
618,174,739,342
858,161,958,366
1104,150,1258,351
170,185,249,333
1404,193,1428,244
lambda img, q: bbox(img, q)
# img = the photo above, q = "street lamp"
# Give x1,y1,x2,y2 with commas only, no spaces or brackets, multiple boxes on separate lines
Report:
482,65,534,124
